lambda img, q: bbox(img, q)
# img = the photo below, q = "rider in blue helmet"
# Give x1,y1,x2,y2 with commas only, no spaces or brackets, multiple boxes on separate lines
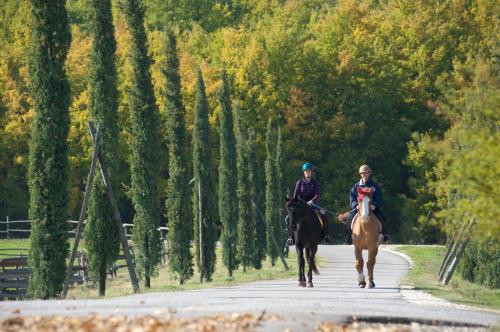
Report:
286,162,332,245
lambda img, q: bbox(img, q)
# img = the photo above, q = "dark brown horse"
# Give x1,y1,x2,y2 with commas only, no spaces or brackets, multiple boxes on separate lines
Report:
285,198,322,287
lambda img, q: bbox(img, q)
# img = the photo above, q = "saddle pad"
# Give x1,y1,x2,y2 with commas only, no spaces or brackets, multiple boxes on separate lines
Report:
352,214,382,232
314,211,325,229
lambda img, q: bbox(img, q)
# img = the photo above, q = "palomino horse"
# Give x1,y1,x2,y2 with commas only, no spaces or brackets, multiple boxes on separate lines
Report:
339,187,382,288
285,198,322,287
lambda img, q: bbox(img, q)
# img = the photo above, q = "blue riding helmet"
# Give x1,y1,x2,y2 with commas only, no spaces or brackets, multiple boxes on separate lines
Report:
302,162,314,171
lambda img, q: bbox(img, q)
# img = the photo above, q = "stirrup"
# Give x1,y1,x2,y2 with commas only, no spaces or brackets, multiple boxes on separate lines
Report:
286,237,294,246
377,233,384,245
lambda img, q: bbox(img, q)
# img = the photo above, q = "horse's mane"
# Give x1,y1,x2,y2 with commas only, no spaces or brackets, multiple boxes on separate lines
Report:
285,197,297,206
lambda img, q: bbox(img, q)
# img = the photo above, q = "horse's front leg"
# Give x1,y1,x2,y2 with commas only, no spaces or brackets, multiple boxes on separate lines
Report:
296,246,306,287
355,246,366,288
367,246,378,288
306,246,318,288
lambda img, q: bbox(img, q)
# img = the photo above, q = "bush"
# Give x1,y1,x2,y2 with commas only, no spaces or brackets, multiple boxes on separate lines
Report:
460,240,500,289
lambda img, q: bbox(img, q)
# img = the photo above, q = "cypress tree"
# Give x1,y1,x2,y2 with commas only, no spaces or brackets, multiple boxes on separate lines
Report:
275,127,287,253
27,0,71,299
234,102,255,272
84,0,121,297
265,118,279,265
162,31,193,284
217,69,238,276
121,0,161,288
248,130,264,269
192,67,218,281
276,127,286,198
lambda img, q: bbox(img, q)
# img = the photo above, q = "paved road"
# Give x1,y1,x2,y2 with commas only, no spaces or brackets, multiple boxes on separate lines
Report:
1,245,498,330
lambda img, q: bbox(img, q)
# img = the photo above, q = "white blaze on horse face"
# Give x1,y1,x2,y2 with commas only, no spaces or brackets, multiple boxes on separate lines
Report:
361,195,370,222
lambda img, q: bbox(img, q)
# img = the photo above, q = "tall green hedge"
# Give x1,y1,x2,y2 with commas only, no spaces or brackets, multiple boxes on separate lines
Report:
163,31,193,284
84,0,121,297
217,70,238,276
121,0,162,288
234,102,255,272
192,67,218,281
27,0,71,299
265,118,279,265
460,240,499,289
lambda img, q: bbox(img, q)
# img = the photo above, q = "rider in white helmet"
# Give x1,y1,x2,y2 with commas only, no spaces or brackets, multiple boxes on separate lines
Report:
343,165,388,244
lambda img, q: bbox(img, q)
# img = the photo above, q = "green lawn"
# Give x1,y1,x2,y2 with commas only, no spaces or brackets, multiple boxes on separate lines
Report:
395,245,500,310
0,238,297,299
0,238,30,258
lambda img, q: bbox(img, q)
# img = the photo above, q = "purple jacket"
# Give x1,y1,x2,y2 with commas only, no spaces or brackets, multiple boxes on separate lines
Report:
294,178,320,204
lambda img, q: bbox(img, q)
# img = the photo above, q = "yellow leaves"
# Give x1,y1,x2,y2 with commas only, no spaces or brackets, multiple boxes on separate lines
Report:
14,155,23,165
337,50,354,74
66,25,92,97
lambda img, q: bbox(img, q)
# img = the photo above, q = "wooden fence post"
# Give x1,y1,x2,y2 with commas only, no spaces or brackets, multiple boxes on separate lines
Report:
438,220,467,281
62,125,102,298
438,239,455,278
88,121,139,293
441,219,474,285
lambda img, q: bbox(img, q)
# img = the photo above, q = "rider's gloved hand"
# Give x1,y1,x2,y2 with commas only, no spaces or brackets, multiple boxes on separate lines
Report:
307,200,314,206
370,204,376,211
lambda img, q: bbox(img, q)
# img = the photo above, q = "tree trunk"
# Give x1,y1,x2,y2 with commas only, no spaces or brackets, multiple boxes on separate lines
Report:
98,258,107,296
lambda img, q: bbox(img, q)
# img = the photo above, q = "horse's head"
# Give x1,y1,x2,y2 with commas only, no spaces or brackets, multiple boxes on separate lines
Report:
285,197,308,225
357,187,374,223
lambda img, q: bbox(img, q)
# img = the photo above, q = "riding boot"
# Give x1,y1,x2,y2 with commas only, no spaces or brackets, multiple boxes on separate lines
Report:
381,219,389,243
323,214,332,244
344,218,353,245
375,209,389,243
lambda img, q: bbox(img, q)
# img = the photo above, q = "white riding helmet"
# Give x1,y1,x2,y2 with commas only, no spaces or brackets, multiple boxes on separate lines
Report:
359,164,372,174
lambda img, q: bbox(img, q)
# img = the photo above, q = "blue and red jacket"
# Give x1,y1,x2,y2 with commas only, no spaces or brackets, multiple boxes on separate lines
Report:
294,178,320,204
349,179,383,210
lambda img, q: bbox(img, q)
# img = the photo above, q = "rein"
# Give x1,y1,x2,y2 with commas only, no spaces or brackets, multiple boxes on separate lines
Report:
296,198,337,216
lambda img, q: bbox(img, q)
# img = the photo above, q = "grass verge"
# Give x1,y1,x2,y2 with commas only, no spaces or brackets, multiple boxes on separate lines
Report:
68,247,297,299
394,245,500,311
0,239,297,299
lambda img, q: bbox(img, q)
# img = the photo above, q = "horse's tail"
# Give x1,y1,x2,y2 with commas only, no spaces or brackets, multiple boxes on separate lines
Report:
305,247,319,275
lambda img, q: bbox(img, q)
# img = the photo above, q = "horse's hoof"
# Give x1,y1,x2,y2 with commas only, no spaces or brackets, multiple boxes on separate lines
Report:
298,281,306,287
368,281,375,288
306,282,314,288
358,281,366,288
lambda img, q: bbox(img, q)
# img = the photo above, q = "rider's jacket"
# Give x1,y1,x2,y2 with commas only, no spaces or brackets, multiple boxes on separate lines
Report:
294,178,320,204
349,179,383,210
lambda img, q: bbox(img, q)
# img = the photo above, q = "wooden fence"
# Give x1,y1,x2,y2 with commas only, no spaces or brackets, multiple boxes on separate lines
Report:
0,251,88,299
0,219,169,271
0,218,80,239
0,218,168,241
